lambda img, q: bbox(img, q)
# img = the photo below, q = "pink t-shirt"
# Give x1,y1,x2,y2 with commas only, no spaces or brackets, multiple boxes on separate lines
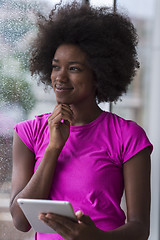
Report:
14,111,153,240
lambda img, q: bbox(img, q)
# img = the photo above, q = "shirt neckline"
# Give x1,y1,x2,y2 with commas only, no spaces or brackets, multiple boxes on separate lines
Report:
70,111,106,132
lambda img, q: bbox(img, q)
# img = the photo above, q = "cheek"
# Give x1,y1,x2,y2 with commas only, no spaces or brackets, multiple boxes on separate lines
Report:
50,72,55,87
76,81,95,96
50,71,54,80
85,77,96,91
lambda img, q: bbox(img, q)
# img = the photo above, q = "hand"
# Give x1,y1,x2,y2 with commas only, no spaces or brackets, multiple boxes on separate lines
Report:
39,210,104,240
47,104,73,150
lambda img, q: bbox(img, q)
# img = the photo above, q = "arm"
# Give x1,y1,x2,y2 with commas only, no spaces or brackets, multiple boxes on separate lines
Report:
10,104,73,232
10,132,61,232
39,147,151,240
105,146,151,240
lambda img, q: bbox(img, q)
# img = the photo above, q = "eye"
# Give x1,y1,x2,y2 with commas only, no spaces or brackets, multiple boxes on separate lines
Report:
69,66,82,72
52,65,60,71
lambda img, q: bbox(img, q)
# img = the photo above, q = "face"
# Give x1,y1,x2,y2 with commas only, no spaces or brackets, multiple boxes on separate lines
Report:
51,44,96,105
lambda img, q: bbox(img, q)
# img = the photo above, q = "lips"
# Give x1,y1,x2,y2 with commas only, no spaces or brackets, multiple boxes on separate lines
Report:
55,84,73,91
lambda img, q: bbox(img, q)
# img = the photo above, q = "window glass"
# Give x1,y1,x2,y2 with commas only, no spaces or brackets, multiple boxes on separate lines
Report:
0,0,80,239
90,3,159,240
112,0,156,130
112,2,158,240
90,0,113,7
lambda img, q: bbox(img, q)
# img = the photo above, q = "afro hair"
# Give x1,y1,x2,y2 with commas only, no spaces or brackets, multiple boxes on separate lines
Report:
30,1,139,103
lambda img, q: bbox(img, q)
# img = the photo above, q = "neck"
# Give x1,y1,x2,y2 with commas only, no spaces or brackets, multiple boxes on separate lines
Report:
69,100,103,126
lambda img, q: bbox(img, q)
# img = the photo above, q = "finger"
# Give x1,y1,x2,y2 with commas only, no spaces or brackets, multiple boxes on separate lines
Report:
77,214,95,226
58,104,74,122
75,210,83,219
48,112,72,125
48,105,73,121
75,210,84,224
47,104,61,121
45,213,77,231
48,105,73,123
49,104,73,120
39,213,72,238
60,104,73,115
48,104,59,119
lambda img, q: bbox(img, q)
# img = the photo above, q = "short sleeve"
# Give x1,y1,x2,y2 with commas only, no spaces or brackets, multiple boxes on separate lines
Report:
14,120,35,152
121,120,153,163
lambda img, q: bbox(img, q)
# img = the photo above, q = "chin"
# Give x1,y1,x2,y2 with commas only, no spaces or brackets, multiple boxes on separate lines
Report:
56,98,72,105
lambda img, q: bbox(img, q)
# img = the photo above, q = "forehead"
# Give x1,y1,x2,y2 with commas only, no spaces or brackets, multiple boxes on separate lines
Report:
54,44,87,62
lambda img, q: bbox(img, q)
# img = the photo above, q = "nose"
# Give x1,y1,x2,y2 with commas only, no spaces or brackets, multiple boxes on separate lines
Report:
54,68,68,83
56,75,67,83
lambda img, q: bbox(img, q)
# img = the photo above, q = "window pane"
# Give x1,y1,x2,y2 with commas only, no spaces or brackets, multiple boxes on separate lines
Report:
112,0,156,130
111,1,158,239
90,0,113,7
0,0,85,239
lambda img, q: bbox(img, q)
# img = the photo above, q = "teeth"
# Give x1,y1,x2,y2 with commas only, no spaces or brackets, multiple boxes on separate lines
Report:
56,85,70,90
56,86,63,89
55,84,73,91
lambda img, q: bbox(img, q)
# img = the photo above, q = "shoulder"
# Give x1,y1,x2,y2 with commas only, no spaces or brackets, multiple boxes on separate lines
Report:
102,111,153,163
102,111,142,135
103,111,144,133
105,111,152,144
14,113,51,131
14,113,51,152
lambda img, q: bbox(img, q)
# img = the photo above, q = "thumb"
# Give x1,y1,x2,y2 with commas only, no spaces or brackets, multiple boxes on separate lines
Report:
75,210,83,219
75,211,94,225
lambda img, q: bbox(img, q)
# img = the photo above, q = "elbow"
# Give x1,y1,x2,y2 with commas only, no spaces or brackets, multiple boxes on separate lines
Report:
140,221,150,240
13,217,31,232
145,227,150,240
10,205,31,232
142,230,150,240
132,220,150,240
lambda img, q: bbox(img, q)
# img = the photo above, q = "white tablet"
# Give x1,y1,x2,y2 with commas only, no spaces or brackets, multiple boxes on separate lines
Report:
17,198,77,233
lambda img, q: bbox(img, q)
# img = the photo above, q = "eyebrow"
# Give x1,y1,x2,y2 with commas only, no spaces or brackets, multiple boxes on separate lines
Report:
52,58,85,66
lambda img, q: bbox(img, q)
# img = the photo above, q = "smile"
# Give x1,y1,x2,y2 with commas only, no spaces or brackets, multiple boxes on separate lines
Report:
55,85,73,92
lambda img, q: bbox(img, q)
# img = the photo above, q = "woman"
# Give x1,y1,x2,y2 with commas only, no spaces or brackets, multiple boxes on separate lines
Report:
10,2,153,240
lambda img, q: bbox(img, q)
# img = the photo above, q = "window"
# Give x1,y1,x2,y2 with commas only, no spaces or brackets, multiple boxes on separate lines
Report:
112,1,160,239
90,0,113,7
0,0,80,239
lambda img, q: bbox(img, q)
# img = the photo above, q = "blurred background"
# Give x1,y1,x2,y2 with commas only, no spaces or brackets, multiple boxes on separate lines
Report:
0,0,159,239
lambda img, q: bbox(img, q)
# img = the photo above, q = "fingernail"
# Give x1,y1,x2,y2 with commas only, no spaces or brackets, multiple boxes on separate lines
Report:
39,214,46,221
46,214,53,219
75,210,83,217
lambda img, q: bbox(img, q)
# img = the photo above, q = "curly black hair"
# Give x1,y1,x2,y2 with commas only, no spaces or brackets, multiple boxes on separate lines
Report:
30,1,139,103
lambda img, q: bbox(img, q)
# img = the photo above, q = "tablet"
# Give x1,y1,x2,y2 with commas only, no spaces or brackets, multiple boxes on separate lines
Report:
17,198,77,233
